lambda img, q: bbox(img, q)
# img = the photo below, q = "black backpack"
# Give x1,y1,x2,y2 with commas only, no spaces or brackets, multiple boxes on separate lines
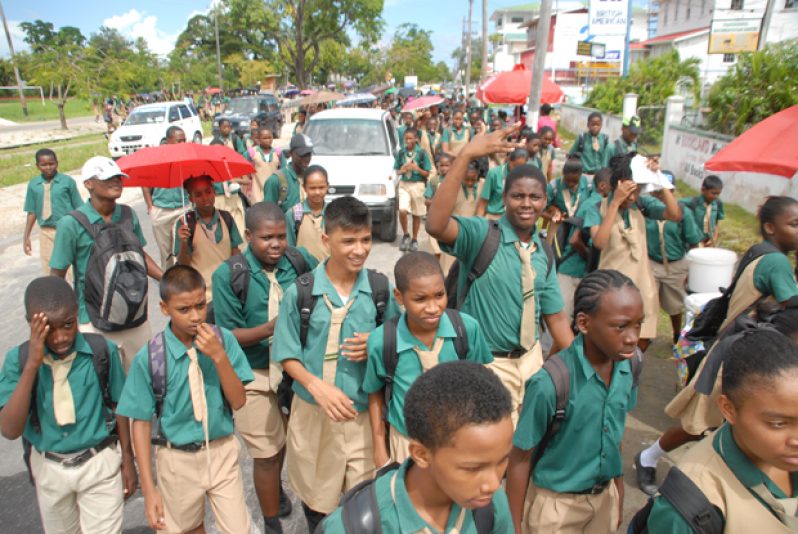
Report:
183,209,236,244
224,248,311,307
627,466,723,534
70,205,148,331
18,334,115,483
688,196,724,226
322,462,495,534
532,349,643,468
444,221,554,310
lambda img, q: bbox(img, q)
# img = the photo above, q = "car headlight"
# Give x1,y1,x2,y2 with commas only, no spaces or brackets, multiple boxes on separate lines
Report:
359,184,387,196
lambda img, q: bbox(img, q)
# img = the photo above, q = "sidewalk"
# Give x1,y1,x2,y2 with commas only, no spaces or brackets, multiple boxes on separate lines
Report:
0,116,106,149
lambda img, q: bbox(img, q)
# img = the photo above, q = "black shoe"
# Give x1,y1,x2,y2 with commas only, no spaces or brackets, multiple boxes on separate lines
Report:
264,515,283,534
302,502,326,533
278,485,292,518
634,451,659,496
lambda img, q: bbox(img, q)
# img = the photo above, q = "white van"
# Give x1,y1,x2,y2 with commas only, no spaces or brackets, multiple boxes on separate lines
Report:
303,108,399,242
108,101,203,158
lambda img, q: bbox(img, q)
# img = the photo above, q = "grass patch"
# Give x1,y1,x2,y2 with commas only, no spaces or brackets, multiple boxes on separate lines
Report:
0,98,94,123
0,135,109,187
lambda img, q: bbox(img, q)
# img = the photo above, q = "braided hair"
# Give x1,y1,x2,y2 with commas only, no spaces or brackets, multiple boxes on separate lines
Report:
609,152,635,188
572,269,640,332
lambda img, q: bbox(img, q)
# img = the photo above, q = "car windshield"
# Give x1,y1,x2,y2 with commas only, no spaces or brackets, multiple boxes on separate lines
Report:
304,118,388,156
224,98,258,115
125,108,166,125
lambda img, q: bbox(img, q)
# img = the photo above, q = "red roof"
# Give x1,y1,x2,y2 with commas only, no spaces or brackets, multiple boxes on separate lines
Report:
630,42,648,50
641,27,709,46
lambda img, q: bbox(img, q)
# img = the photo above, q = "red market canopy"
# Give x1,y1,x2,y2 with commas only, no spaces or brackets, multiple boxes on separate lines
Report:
476,64,564,106
705,105,798,178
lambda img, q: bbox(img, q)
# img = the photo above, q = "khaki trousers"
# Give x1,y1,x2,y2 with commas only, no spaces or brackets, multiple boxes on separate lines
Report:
150,205,185,269
234,369,286,458
523,482,620,534
286,396,374,514
39,227,57,275
30,444,123,534
487,343,544,427
80,320,151,373
155,435,251,534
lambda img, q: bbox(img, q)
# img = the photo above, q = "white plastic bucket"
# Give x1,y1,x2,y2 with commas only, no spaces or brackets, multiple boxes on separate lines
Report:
686,248,737,294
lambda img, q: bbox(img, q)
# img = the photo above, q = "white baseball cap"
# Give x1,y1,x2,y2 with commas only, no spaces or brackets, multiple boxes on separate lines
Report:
81,156,129,183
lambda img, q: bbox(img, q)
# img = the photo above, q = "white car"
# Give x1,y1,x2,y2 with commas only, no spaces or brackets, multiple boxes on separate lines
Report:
108,101,203,158
303,108,399,242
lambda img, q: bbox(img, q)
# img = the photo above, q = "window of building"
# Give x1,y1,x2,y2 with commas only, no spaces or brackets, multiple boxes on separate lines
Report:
511,16,524,23
786,0,796,8
674,2,680,19
731,0,744,9
723,53,735,63
497,18,503,28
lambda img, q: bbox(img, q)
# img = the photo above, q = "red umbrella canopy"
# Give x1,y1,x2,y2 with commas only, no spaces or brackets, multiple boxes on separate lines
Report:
117,143,255,188
476,64,564,106
705,105,798,178
403,95,445,112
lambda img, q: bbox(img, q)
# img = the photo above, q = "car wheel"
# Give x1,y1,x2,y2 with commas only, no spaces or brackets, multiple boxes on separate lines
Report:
159,138,167,145
378,204,398,242
192,132,202,144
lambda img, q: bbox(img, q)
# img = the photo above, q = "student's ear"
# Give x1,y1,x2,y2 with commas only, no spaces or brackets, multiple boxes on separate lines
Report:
159,300,170,317
574,311,589,336
717,394,738,425
321,232,330,248
393,287,404,309
245,228,251,243
409,440,433,469
763,222,776,239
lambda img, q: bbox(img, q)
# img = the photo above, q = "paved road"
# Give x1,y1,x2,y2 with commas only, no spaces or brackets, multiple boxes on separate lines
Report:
0,116,97,134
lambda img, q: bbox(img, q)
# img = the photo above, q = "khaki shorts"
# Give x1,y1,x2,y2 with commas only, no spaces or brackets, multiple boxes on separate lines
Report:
397,181,427,216
651,258,689,316
234,369,286,459
80,320,151,373
522,481,620,534
557,273,582,322
155,435,251,534
389,426,412,464
488,342,543,428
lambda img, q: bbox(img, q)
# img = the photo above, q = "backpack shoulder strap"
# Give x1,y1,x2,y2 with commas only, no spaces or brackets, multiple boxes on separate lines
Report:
17,342,41,433
69,209,97,239
726,241,781,295
659,467,724,534
539,238,555,277
576,133,585,155
118,204,134,228
284,247,310,276
444,309,469,359
291,203,305,235
691,196,701,212
226,253,250,307
367,270,390,327
339,463,399,534
459,220,501,308
276,170,288,204
382,316,401,408
296,272,317,348
218,210,235,235
83,333,113,411
473,502,495,534
532,354,570,467
630,348,643,388
148,332,168,421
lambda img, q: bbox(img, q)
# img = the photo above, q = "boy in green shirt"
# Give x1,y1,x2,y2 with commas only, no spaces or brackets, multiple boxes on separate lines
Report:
212,202,317,533
395,127,432,252
477,148,529,219
264,134,314,213
117,265,253,534
23,148,83,274
568,112,610,176
272,196,400,531
364,252,493,465
607,115,641,160
685,174,725,247
321,360,515,534
397,112,414,150
0,277,135,534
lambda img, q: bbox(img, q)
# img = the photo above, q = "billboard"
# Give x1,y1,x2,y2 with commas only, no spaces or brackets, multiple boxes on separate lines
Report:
708,13,762,54
589,0,630,36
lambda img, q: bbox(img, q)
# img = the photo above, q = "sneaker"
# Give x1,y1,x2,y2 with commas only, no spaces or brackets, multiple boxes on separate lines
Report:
399,234,411,252
278,485,292,518
264,515,283,534
634,451,659,496
409,239,419,252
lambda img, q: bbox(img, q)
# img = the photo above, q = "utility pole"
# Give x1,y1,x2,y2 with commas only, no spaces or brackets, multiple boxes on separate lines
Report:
214,3,224,91
480,0,488,80
0,0,27,117
528,0,553,132
465,0,474,103
759,0,776,50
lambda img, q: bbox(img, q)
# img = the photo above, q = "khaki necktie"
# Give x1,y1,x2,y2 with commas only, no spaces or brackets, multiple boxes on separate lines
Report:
515,242,537,350
186,347,211,453
657,221,670,272
413,337,445,372
41,181,52,222
42,352,77,426
321,295,354,385
265,269,284,392
703,202,712,235
592,135,600,151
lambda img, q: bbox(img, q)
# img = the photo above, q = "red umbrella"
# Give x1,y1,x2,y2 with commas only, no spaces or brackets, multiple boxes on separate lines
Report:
476,64,564,105
705,105,798,178
300,89,315,96
403,95,445,112
205,87,221,95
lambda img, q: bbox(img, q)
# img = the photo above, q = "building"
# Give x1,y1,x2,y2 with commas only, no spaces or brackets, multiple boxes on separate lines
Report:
490,3,540,72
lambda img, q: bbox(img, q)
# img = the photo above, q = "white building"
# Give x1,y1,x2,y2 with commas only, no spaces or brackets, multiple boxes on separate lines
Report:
490,3,541,72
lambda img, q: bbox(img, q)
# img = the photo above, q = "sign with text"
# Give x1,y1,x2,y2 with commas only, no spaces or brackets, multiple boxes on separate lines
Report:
589,0,630,36
708,13,762,54
577,40,593,56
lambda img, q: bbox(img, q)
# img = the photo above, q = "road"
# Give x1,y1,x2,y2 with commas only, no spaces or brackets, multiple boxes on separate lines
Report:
0,116,98,134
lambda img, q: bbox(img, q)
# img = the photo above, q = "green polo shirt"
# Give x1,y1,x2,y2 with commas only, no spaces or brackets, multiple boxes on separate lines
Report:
480,164,508,215
394,145,431,183
442,126,470,144
322,460,513,534
23,173,83,228
211,247,319,369
397,124,407,149
264,164,302,212
647,423,798,532
546,176,592,214
582,193,666,231
286,201,327,248
362,311,493,436
271,263,400,412
568,133,610,174
646,208,702,263
554,196,598,279
440,216,564,352
422,129,441,154
606,137,638,160
513,334,638,492
50,201,147,325
751,252,798,303
0,334,125,454
172,208,243,255
116,325,253,446
151,187,189,209
685,196,725,241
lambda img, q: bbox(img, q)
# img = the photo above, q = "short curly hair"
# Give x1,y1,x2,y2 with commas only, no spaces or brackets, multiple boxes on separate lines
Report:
405,361,511,450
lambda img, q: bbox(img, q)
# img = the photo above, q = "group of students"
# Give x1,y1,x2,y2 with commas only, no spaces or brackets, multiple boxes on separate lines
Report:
3,112,798,534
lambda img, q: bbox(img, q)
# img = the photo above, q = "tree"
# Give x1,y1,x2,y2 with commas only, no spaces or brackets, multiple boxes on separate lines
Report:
385,24,439,83
452,37,483,82
706,42,798,136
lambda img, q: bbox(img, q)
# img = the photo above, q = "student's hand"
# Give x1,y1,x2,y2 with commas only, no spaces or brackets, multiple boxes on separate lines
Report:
460,123,524,161
307,378,358,422
373,446,390,470
27,313,49,370
121,453,138,500
143,487,167,530
23,236,32,256
611,180,638,209
177,223,191,243
195,323,226,363
341,332,370,362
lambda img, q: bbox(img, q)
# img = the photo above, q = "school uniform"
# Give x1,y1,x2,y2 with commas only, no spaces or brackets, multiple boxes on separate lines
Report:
286,200,329,262
425,177,483,274
582,194,668,339
321,460,514,533
250,146,281,204
567,133,610,175
606,138,637,160
529,152,543,171
665,246,798,435
686,195,725,244
645,207,702,316
50,201,152,371
264,164,303,214
647,423,797,533
272,263,401,514
24,172,83,274
419,128,440,169
397,124,408,150
514,334,637,534
173,208,243,303
362,311,493,462
480,163,509,219
442,126,472,156
540,145,555,180
211,182,246,241
0,334,126,534
394,145,432,217
441,215,564,425
116,325,254,534
211,246,318,458
149,187,189,269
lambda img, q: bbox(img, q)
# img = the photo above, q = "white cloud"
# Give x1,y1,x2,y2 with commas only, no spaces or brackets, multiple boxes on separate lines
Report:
102,9,178,56
0,20,29,59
